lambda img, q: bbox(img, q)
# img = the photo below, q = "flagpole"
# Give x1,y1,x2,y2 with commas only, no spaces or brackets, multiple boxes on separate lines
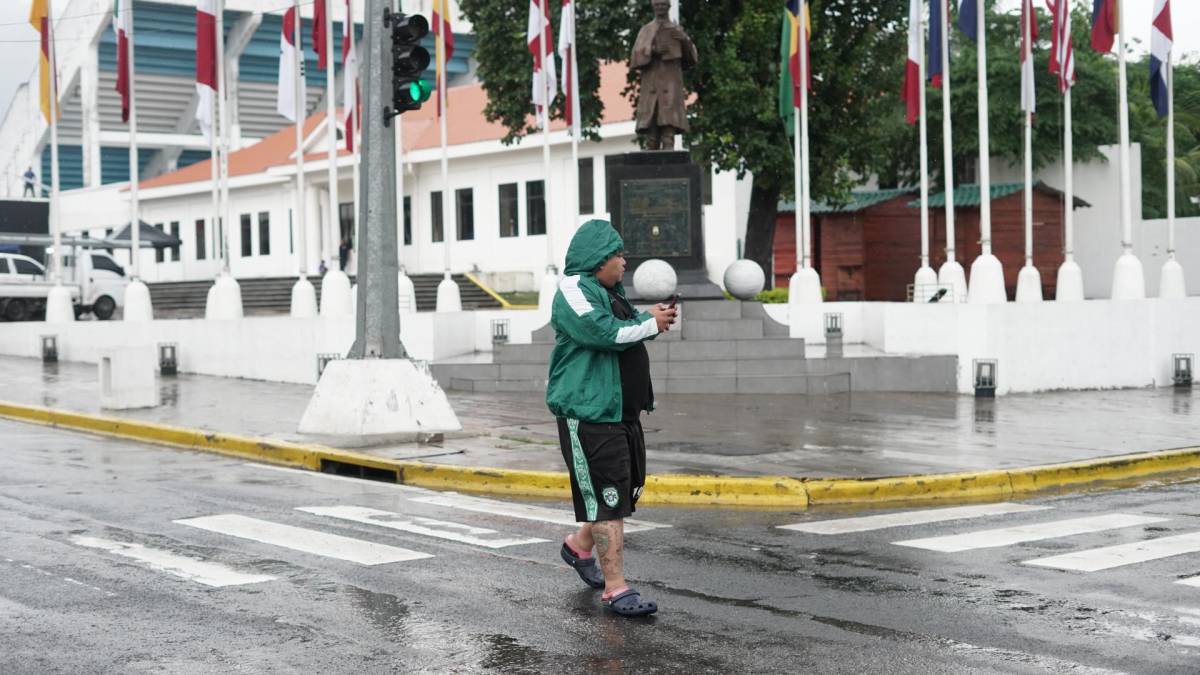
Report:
541,0,555,275
1166,57,1175,262
295,0,307,279
787,4,820,306
127,1,140,284
1063,86,1074,262
1016,0,1041,302
570,1,580,226
351,3,360,276
967,0,1005,303
1110,0,1143,299
325,0,338,275
937,0,963,301
216,0,231,273
47,0,61,284
916,1,933,302
434,0,461,312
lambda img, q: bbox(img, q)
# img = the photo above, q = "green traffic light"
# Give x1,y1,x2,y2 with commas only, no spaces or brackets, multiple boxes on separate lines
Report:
408,80,433,104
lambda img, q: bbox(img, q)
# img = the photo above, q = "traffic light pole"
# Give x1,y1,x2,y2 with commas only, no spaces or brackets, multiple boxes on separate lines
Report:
348,0,403,359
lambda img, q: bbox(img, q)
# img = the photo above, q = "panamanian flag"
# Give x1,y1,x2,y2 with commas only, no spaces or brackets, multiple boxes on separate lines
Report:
1150,0,1173,118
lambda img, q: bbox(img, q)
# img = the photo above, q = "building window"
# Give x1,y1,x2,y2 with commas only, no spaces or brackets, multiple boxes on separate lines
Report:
195,219,206,260
169,222,180,261
498,183,518,237
578,158,594,214
455,188,474,241
258,211,271,256
702,162,713,206
527,180,546,236
241,214,253,257
338,202,354,249
403,196,412,245
431,191,444,243
155,223,165,263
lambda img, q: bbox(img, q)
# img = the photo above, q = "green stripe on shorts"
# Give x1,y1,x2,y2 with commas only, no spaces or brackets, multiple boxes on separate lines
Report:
566,418,598,521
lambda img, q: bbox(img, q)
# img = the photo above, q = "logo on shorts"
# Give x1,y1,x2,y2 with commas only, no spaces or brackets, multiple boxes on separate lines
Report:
602,486,620,508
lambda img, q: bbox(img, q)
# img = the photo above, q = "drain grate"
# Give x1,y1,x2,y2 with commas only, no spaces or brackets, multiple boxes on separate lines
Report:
319,459,399,483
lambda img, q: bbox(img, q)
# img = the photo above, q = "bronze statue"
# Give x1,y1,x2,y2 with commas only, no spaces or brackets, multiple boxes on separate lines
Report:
631,0,697,150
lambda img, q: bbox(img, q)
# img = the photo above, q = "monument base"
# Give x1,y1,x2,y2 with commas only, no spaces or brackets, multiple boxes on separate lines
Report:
1015,265,1043,303
298,358,461,448
1055,260,1084,301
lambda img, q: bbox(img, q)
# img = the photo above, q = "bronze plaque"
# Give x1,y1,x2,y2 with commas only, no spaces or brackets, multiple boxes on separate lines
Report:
618,178,692,258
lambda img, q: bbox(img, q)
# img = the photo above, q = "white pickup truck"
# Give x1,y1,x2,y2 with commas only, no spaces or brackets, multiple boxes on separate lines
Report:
0,250,129,321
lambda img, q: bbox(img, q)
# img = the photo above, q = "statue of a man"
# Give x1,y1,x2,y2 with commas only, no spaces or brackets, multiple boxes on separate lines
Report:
631,0,698,150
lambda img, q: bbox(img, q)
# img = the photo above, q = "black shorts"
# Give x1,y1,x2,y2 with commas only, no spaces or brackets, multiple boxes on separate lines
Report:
556,417,646,523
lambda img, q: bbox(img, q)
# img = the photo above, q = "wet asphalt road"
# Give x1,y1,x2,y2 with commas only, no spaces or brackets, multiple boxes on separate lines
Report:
3,421,1200,674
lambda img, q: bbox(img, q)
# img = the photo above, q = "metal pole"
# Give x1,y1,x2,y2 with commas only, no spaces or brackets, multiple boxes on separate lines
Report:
127,1,140,280
326,0,339,269
940,0,955,264
294,0,307,277
1116,0,1132,255
541,0,555,273
348,0,402,359
1023,2,1032,268
350,0,360,267
48,0,62,283
217,0,231,271
439,3,451,277
1166,58,1175,258
1064,87,1074,262
799,8,811,269
918,3,929,271
976,0,992,256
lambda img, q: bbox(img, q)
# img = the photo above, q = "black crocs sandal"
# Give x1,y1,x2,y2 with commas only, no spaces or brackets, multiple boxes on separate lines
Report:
561,542,605,590
603,588,658,617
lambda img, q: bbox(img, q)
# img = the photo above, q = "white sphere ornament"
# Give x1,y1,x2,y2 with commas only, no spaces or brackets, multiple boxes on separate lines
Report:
723,259,765,300
632,259,677,301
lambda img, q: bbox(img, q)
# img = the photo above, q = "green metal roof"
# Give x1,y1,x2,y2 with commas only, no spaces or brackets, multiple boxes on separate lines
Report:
909,182,1091,209
778,188,917,215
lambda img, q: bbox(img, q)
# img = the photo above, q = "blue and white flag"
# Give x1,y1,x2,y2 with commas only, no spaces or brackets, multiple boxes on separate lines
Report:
1150,0,1173,118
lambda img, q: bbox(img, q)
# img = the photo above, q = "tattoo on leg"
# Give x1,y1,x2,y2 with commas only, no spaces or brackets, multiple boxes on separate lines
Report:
592,520,625,589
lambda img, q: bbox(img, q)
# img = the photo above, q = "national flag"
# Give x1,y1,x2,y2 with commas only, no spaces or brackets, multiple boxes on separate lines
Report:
433,0,455,117
30,0,57,123
277,6,302,122
1047,0,1075,94
778,0,812,125
342,0,358,149
313,0,329,71
1149,0,1172,118
113,1,133,123
558,0,578,128
1091,0,1118,54
929,0,946,87
902,0,923,125
195,0,217,141
1020,0,1038,114
957,0,978,42
527,0,557,127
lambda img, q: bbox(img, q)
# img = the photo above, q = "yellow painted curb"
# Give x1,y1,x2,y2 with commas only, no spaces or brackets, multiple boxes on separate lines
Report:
2,399,1199,510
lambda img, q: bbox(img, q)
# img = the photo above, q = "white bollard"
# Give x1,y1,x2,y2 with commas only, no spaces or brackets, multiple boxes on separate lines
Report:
98,345,159,410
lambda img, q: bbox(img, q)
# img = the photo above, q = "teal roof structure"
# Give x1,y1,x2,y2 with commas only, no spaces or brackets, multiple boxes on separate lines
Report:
778,188,917,215
909,182,1091,209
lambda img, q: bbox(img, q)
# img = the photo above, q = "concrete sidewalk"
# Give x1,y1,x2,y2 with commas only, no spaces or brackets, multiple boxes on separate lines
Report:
3,355,1198,479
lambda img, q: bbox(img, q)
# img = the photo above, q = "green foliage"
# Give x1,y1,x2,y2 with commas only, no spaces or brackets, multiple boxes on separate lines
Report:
1129,59,1200,219
754,287,789,304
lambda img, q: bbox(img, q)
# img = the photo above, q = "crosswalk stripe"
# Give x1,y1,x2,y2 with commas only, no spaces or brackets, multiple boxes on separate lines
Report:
297,505,549,549
72,535,276,587
1024,531,1200,572
1180,576,1200,588
778,503,1051,535
175,514,433,566
407,493,670,533
893,514,1169,553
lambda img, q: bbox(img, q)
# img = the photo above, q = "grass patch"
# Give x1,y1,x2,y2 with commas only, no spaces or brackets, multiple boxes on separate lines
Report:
499,291,540,306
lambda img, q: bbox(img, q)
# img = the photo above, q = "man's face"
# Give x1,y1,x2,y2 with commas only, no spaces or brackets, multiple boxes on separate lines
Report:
651,0,670,20
595,252,626,288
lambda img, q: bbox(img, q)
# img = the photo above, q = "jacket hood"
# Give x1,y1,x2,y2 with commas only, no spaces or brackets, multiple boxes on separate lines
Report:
564,219,624,276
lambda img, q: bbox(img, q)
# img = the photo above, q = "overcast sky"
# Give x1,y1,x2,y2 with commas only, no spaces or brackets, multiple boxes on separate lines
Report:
0,0,1196,123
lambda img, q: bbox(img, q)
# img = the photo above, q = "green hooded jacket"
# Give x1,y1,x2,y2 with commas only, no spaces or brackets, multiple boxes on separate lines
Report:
545,219,660,423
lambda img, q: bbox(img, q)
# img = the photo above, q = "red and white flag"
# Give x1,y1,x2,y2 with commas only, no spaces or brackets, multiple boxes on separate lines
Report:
1020,0,1039,114
1047,0,1075,94
527,0,557,128
113,1,133,123
902,0,923,125
342,0,358,150
195,0,217,141
558,0,578,129
277,6,302,121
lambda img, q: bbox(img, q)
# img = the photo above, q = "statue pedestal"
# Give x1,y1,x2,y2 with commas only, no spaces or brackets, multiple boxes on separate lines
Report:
606,151,723,300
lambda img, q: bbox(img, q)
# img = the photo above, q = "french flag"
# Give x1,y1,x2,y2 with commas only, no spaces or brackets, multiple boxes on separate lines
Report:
902,0,923,125
957,0,977,42
1091,0,1118,54
1150,0,1172,118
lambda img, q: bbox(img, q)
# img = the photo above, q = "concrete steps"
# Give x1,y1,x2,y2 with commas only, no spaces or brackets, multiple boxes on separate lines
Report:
147,273,501,317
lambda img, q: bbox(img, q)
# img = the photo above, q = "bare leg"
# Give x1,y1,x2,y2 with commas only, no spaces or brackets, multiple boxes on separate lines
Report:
591,519,626,596
570,522,595,553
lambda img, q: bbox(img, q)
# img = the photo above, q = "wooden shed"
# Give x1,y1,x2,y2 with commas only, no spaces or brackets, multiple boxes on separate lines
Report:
774,182,1087,301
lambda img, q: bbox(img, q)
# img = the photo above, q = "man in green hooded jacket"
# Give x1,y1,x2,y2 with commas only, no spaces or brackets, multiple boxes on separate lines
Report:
547,219,676,617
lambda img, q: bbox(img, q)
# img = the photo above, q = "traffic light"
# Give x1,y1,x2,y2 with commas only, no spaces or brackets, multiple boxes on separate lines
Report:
384,9,432,123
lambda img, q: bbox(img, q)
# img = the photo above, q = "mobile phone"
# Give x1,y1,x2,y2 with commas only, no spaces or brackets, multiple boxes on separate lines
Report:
666,293,680,308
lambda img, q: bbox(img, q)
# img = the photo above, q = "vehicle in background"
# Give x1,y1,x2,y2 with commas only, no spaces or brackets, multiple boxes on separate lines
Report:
0,249,128,321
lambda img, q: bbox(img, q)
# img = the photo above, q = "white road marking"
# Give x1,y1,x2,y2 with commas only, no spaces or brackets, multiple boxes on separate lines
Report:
297,505,549,549
71,535,276,587
1024,531,1200,572
244,463,432,495
407,492,670,533
175,514,433,565
893,514,1169,553
1180,576,1200,588
778,503,1050,535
